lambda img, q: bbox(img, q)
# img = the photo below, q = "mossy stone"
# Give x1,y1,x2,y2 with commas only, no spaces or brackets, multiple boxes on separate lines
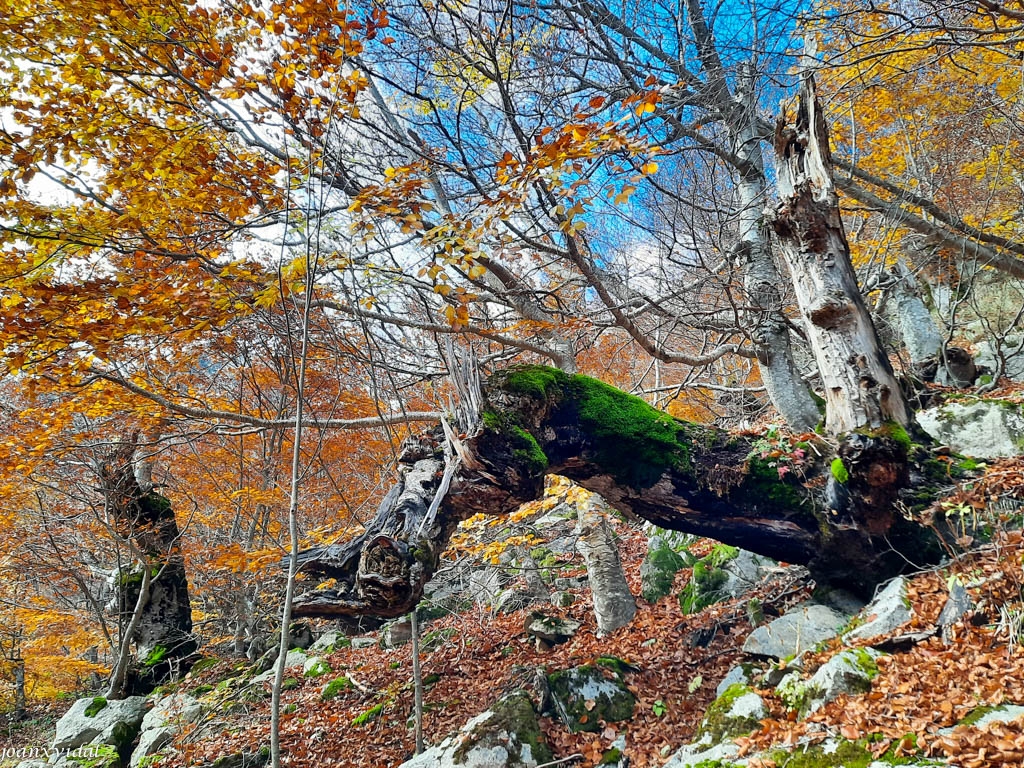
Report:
696,683,764,743
452,690,552,766
640,540,687,603
547,665,636,733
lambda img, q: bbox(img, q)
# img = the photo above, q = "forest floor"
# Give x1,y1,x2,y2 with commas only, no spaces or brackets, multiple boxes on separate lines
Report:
4,456,1024,768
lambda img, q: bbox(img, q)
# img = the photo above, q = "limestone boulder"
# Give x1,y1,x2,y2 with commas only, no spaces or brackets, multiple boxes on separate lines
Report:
398,690,553,768
742,604,847,659
52,696,149,751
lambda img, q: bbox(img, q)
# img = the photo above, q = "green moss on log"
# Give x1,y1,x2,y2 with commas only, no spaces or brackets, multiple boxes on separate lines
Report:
493,366,703,488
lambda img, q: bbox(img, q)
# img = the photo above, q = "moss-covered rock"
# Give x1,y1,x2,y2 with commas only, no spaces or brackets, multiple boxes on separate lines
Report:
640,537,688,602
548,665,636,733
695,683,766,744
320,676,352,701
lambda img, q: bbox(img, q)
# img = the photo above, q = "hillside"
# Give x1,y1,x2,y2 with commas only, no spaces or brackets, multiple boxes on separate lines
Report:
6,464,1024,768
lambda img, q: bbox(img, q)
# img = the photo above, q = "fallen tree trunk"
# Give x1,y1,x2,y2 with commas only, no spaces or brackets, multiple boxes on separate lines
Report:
292,367,950,619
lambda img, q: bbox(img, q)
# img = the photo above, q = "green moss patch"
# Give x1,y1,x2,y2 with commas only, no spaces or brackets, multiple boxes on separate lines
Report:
321,676,353,701
83,697,108,718
696,683,764,743
491,366,705,488
548,665,636,733
351,702,384,726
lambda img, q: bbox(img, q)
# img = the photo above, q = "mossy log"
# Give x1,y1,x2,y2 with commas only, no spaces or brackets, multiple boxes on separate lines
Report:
291,367,948,619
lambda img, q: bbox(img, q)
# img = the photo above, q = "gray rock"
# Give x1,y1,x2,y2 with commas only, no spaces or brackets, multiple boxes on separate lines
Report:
351,636,377,649
722,550,777,598
845,577,913,643
466,567,508,605
975,335,1024,382
694,684,766,744
917,400,1024,459
399,690,552,768
938,581,974,637
309,631,340,653
496,589,536,615
742,604,847,659
547,666,636,733
524,612,581,645
13,763,51,768
815,587,866,616
285,621,314,650
802,648,883,714
553,576,588,591
549,590,575,608
383,619,413,648
302,656,331,677
141,692,202,731
716,664,757,698
53,696,149,751
130,726,175,767
661,739,743,768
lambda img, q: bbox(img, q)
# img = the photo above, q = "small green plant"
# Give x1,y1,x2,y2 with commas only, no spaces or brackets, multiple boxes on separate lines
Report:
688,675,703,693
652,699,667,717
748,426,810,479
830,457,849,484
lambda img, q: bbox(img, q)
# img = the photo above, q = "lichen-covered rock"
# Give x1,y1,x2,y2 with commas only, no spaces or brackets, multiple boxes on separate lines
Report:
716,663,759,697
141,692,202,731
801,648,883,715
917,399,1024,459
937,581,974,639
383,618,413,648
721,550,777,598
53,696,149,751
547,665,636,733
742,604,847,659
303,656,331,677
399,690,552,768
130,726,175,767
844,577,913,643
524,612,580,645
695,683,766,743
661,738,743,768
309,631,341,653
640,536,687,602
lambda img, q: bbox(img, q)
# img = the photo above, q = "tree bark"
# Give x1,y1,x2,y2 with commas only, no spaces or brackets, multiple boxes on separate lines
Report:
291,367,944,621
768,53,910,434
100,439,196,693
733,62,821,432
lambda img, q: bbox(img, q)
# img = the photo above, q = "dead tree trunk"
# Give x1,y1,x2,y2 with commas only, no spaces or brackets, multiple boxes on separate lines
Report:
100,438,196,695
291,367,946,621
768,49,910,434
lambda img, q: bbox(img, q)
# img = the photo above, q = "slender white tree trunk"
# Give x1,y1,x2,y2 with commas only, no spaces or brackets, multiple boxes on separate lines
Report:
270,252,315,768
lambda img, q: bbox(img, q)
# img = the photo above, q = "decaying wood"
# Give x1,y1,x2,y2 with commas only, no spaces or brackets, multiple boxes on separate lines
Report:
100,437,196,692
768,46,909,434
291,367,946,620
